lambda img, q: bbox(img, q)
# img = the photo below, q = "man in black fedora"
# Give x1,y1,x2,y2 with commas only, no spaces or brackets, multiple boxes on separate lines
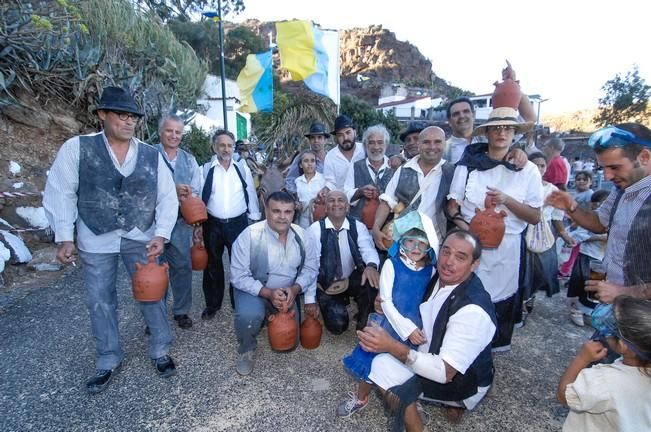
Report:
44,86,179,394
324,114,365,191
400,121,429,161
285,121,331,193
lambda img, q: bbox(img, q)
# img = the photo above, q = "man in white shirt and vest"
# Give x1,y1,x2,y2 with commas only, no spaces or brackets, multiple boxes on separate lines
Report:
199,129,261,320
154,114,202,329
323,114,365,191
43,86,179,394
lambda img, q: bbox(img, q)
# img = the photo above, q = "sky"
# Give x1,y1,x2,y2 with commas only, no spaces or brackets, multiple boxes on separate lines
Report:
231,0,650,116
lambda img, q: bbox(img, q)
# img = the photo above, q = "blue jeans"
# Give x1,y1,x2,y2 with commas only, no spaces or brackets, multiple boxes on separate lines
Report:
233,288,299,354
161,240,192,316
79,238,173,370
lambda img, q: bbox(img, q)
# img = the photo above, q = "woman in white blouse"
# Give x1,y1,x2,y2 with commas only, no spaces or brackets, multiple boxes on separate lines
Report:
294,150,328,228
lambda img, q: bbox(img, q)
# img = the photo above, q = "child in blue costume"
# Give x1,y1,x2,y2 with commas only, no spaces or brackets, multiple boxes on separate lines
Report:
337,211,438,417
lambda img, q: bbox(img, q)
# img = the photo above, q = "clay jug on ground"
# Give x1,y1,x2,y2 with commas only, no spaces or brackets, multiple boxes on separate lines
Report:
132,256,169,302
310,196,326,223
491,78,521,109
191,243,208,270
300,314,323,349
268,309,297,352
180,195,208,225
469,196,507,249
361,191,379,230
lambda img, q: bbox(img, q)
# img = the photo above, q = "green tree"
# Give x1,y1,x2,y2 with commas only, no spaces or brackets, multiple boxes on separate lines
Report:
136,0,245,21
594,66,651,126
224,26,266,78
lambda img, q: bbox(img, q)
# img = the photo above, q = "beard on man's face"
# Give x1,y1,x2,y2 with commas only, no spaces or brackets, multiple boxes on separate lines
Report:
340,139,354,150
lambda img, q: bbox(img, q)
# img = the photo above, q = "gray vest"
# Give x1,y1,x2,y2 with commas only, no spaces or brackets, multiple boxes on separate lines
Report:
249,222,306,286
349,158,395,220
78,134,158,235
393,161,455,237
155,144,197,249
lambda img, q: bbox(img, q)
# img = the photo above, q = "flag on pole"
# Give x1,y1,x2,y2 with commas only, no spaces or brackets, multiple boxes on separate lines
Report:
275,20,340,104
236,50,273,113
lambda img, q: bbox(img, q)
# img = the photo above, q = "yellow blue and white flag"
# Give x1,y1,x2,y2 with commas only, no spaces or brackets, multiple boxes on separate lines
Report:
236,50,273,113
276,20,340,104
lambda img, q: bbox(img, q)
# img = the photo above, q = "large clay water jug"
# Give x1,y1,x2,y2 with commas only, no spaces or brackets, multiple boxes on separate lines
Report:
180,195,208,225
132,256,169,302
191,243,208,270
310,196,326,223
469,196,507,249
491,78,521,109
300,314,323,349
361,190,379,230
268,309,297,352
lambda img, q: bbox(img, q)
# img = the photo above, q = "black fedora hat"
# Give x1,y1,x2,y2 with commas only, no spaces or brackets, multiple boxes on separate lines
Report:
330,114,355,134
94,86,143,116
304,122,330,138
399,121,430,142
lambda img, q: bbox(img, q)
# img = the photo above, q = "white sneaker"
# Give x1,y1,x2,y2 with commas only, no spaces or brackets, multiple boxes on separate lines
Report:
335,392,368,417
570,307,585,327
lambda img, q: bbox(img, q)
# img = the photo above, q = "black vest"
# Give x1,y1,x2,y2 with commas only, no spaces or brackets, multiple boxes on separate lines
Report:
317,216,365,287
349,158,394,220
420,273,497,401
77,134,158,235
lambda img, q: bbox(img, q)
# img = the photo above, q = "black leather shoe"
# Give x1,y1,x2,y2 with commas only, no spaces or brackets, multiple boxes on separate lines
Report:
174,314,193,329
153,355,177,378
201,307,218,320
86,363,122,394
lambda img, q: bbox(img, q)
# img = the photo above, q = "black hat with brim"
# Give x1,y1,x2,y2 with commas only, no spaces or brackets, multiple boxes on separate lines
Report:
330,114,355,135
305,122,330,138
93,86,143,116
399,121,429,142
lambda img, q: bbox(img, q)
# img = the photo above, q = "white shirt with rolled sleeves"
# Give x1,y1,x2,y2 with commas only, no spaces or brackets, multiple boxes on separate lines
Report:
343,156,391,207
308,217,380,283
43,132,178,253
369,279,496,410
323,142,365,191
379,156,446,217
202,156,261,221
230,221,319,304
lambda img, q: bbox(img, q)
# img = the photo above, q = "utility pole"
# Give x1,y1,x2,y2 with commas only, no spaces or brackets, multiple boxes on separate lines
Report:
203,2,228,131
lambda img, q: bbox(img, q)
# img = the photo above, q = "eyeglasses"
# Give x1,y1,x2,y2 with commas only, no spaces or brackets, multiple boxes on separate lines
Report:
110,111,141,122
488,125,516,132
588,126,651,149
400,237,430,253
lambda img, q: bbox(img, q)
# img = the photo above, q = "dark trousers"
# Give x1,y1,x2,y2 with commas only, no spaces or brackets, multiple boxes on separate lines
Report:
316,269,376,335
202,213,248,311
492,292,519,350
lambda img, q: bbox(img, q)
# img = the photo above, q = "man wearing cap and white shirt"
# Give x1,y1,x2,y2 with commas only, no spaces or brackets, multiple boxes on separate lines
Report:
285,121,330,193
372,126,456,249
323,114,365,191
44,86,179,393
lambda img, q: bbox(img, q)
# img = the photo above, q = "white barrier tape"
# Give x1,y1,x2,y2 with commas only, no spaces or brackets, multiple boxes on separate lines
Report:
0,191,42,198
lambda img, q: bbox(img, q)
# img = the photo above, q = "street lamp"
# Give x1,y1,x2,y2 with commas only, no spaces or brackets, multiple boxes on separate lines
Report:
203,2,228,132
536,98,550,125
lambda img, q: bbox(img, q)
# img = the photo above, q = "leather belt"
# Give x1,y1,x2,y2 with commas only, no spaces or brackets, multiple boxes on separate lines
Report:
207,212,247,224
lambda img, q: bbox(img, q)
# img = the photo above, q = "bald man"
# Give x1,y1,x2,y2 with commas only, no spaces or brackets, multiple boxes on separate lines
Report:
372,127,456,249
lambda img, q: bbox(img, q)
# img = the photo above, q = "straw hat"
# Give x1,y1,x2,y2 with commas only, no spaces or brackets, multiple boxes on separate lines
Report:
472,107,533,137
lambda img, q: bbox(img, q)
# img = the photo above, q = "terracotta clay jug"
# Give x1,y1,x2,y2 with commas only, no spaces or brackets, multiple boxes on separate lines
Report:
300,314,323,349
491,78,521,109
191,243,208,270
469,196,507,249
310,196,326,223
361,190,379,230
132,256,169,302
268,309,297,352
180,195,208,225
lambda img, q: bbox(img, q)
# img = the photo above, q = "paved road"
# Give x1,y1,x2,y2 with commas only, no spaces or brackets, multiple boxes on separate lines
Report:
0,264,591,431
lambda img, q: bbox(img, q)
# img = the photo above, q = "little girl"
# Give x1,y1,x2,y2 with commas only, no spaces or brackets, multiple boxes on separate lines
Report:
336,211,438,417
559,170,595,277
557,295,651,432
294,150,327,228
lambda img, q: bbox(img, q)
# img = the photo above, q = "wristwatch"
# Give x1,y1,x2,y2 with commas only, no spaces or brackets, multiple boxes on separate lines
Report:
406,349,418,367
